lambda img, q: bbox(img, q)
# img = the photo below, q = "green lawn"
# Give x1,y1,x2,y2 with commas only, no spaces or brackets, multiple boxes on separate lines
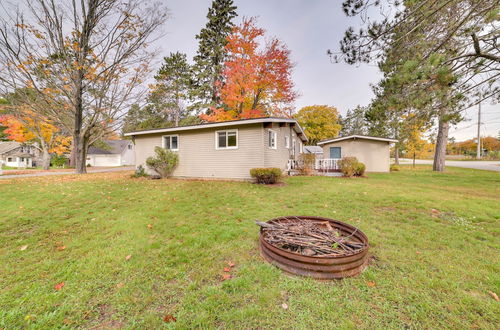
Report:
1,166,499,328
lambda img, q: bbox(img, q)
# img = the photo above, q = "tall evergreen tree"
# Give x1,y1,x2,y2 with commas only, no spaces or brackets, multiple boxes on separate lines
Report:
339,106,368,136
153,52,192,126
191,0,237,110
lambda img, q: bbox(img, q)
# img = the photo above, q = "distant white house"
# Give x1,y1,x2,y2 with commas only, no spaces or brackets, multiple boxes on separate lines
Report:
86,140,135,167
0,142,39,168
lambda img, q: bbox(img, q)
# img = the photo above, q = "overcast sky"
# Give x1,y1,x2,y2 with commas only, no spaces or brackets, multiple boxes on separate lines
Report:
156,0,499,141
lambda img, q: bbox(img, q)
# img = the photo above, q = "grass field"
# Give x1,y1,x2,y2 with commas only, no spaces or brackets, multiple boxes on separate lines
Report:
1,166,499,328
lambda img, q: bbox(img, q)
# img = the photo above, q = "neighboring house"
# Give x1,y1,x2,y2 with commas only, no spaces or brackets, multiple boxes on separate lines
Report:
0,141,39,168
125,117,308,180
86,140,135,167
317,135,398,172
303,146,324,159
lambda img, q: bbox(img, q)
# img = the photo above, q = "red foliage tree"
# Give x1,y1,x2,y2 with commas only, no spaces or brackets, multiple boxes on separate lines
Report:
201,17,297,122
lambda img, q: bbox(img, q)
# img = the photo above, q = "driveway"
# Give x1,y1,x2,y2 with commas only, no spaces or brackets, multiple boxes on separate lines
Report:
400,159,500,172
0,166,135,179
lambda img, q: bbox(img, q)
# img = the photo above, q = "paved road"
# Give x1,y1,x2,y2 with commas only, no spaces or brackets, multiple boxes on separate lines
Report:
0,166,135,179
400,159,500,172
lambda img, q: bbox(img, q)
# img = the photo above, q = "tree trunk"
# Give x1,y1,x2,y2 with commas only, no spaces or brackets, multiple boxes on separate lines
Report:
394,128,400,165
74,133,88,174
69,146,75,167
41,147,51,170
433,118,449,172
413,151,416,168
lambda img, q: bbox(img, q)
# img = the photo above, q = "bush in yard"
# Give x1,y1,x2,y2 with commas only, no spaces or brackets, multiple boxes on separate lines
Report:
390,164,400,172
131,165,149,178
51,155,68,168
146,147,178,178
355,162,366,176
250,168,282,184
297,153,316,175
339,157,365,177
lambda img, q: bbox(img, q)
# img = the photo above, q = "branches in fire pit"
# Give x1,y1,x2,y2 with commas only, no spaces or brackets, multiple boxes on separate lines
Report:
256,217,366,257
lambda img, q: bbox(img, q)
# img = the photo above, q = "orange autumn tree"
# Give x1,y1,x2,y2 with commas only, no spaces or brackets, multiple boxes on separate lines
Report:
0,109,71,169
201,17,297,122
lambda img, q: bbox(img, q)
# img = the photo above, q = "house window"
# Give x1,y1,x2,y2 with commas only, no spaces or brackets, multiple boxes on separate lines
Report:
284,136,290,149
162,135,179,151
7,157,13,162
292,139,296,156
216,130,238,149
330,147,341,159
128,144,132,150
268,130,277,149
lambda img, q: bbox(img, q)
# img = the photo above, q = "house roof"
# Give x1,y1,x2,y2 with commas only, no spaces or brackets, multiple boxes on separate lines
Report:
123,117,308,142
303,146,323,154
0,141,21,155
88,140,131,155
9,152,33,158
317,135,398,145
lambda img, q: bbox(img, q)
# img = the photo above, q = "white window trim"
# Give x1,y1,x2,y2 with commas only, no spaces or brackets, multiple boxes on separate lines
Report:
268,129,277,149
215,129,238,150
284,135,290,149
299,142,303,154
162,134,179,151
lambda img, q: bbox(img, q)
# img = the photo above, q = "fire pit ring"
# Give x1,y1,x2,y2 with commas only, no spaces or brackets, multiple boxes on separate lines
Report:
258,216,369,279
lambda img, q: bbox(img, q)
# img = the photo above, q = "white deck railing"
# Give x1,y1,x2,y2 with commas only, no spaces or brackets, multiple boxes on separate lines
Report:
315,158,340,171
287,158,340,171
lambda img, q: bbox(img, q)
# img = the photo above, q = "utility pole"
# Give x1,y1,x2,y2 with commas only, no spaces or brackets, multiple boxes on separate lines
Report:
476,100,481,159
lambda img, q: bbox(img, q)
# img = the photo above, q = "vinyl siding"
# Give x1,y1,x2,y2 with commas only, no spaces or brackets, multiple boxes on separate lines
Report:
321,139,391,172
133,124,266,180
263,123,297,168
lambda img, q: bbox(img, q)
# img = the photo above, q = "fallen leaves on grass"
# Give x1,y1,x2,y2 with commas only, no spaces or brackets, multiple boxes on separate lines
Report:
221,274,232,281
19,245,28,251
147,224,153,229
223,267,231,272
281,303,288,310
488,291,499,301
116,282,124,288
125,255,132,261
163,314,177,323
367,281,376,287
56,245,66,251
227,261,235,268
54,282,65,291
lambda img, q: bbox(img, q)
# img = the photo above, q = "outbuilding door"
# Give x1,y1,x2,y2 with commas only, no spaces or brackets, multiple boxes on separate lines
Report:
329,147,341,159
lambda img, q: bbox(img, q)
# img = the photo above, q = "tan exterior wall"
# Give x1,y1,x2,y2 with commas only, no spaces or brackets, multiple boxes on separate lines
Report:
321,139,391,172
133,123,303,180
263,123,302,168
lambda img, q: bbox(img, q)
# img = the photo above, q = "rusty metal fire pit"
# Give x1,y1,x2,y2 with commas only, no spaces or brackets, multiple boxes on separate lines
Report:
258,216,369,279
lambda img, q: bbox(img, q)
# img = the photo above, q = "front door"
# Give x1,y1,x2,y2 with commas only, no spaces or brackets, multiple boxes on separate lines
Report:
329,147,341,159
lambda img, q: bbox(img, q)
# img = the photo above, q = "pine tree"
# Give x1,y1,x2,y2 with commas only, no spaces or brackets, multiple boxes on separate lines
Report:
153,52,192,126
191,0,237,110
340,106,368,136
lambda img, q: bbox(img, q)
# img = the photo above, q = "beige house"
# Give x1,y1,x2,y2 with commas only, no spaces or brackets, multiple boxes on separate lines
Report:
124,117,307,180
317,135,398,172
